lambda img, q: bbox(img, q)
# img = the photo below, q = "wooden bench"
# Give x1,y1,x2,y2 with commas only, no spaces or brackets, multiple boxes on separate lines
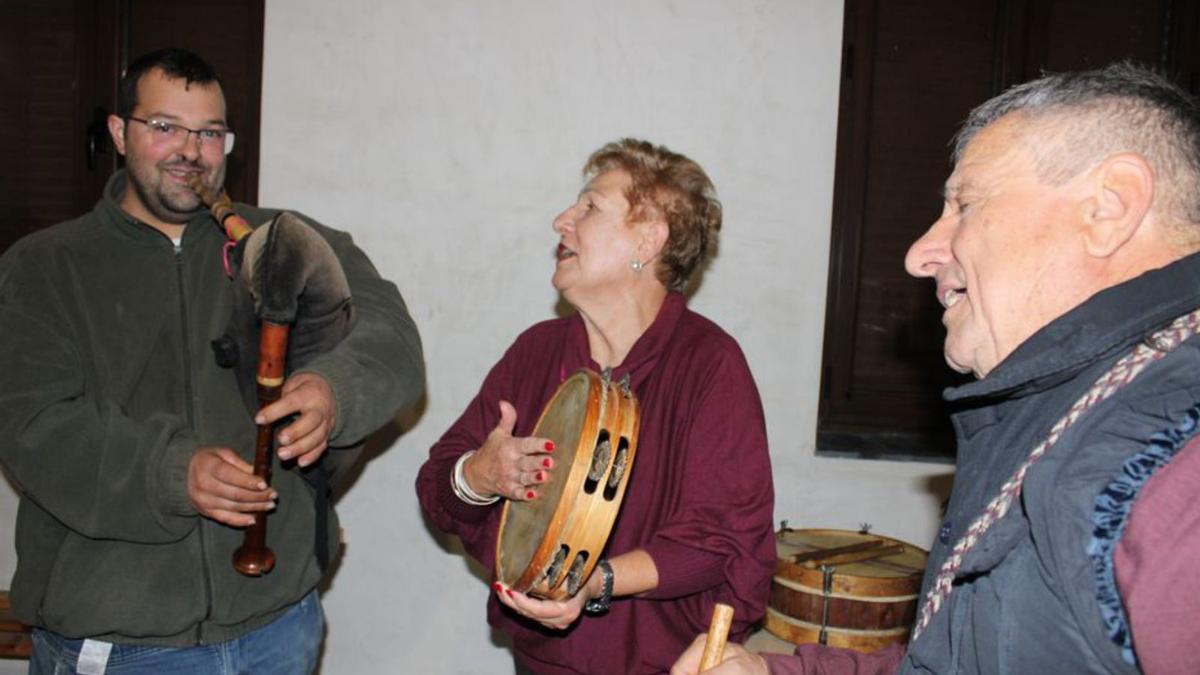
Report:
0,592,31,658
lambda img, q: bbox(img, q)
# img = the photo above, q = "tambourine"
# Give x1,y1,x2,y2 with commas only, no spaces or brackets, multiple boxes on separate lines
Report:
765,526,928,652
495,368,640,600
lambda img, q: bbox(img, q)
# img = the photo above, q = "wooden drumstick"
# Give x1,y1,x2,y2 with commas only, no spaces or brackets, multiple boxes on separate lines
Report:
698,602,735,672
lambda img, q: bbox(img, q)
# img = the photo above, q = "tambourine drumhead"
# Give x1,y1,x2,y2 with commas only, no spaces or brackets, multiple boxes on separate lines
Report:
766,528,928,652
495,369,640,600
496,373,595,583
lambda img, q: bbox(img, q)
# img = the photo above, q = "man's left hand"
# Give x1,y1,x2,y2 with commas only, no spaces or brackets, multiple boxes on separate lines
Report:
255,372,336,467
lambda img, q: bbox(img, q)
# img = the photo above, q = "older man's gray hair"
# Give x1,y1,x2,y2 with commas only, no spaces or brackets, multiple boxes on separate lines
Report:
953,62,1200,234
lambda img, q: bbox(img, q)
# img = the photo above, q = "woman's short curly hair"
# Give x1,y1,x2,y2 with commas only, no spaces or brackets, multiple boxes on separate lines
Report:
583,138,722,291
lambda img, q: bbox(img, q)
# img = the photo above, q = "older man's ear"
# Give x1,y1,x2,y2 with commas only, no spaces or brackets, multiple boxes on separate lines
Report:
1080,152,1155,259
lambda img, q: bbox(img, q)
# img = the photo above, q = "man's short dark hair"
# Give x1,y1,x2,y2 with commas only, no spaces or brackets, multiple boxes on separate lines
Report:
117,48,222,118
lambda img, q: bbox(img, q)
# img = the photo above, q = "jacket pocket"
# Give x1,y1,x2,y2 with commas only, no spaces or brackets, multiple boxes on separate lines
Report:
41,530,206,639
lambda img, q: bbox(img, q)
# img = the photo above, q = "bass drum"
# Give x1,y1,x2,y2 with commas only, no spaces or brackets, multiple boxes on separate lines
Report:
766,527,928,652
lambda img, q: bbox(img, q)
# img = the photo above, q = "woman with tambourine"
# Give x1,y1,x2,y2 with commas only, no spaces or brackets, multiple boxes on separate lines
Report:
416,138,775,674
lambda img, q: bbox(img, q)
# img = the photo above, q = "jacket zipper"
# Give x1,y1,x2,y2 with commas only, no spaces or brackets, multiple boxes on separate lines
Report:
175,245,214,644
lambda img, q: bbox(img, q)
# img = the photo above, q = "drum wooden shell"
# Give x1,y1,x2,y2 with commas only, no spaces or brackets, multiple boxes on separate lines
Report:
765,528,928,652
495,369,640,600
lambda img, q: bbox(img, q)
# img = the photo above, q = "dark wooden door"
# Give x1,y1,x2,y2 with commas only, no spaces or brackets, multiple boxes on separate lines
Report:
0,0,263,254
818,0,1200,462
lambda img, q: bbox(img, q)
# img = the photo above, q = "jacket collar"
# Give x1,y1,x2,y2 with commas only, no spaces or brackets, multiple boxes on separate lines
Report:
97,169,220,247
947,250,1200,403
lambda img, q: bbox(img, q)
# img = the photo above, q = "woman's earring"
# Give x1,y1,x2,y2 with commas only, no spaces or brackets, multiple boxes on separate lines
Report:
630,259,643,272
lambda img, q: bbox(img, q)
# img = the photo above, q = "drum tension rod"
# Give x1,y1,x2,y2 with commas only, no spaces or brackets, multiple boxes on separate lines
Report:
819,564,835,646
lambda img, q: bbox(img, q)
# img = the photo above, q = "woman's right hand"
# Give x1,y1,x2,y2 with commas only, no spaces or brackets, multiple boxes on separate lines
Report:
463,400,555,501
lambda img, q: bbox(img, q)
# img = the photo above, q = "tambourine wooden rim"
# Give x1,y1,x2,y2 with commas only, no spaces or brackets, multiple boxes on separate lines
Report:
495,369,640,600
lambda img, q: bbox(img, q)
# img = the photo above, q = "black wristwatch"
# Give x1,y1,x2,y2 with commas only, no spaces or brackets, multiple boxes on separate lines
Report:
583,559,613,615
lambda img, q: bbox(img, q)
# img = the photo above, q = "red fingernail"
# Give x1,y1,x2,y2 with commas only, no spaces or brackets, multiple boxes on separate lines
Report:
542,458,552,468
506,589,514,598
492,582,501,592
544,441,555,451
535,470,545,482
526,491,535,499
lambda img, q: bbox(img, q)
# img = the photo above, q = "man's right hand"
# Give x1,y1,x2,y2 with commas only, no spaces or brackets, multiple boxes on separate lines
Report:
670,635,770,675
187,446,277,527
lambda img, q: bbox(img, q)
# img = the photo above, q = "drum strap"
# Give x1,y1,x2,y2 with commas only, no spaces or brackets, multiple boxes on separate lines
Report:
911,308,1200,641
314,460,331,571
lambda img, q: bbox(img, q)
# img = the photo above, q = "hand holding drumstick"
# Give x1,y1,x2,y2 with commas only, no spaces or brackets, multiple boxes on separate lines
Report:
671,604,770,675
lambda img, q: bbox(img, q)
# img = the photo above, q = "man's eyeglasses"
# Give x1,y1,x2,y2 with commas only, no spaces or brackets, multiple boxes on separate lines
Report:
126,116,236,155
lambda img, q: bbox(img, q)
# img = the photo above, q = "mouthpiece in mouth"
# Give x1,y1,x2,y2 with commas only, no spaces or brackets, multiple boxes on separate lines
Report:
186,175,251,243
187,174,213,206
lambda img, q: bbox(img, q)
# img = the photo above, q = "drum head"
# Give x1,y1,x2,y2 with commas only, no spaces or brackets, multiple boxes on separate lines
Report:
776,529,926,583
496,372,592,586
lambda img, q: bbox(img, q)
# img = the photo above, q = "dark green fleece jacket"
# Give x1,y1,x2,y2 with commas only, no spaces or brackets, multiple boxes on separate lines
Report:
0,170,424,645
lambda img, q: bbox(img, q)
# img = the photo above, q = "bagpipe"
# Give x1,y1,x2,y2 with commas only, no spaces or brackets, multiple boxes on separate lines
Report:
190,176,354,576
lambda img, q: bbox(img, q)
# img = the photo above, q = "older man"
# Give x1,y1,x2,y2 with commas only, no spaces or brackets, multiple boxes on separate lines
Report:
674,62,1200,674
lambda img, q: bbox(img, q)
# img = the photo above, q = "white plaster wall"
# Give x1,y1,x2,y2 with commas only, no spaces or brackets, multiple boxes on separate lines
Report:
0,2,954,673
258,2,951,672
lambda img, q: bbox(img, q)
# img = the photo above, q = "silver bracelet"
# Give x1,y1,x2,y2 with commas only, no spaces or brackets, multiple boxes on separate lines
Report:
451,450,500,506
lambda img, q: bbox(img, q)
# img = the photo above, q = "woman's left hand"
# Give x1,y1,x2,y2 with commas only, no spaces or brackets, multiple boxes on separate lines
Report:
493,582,589,631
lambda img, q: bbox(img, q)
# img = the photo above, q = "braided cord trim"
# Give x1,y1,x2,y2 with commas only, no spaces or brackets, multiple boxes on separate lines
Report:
911,309,1200,641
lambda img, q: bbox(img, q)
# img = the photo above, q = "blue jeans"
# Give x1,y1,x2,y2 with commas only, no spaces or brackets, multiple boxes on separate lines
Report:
29,590,324,675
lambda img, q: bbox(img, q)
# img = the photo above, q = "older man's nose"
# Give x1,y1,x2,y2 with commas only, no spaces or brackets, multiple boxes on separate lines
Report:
905,217,954,278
